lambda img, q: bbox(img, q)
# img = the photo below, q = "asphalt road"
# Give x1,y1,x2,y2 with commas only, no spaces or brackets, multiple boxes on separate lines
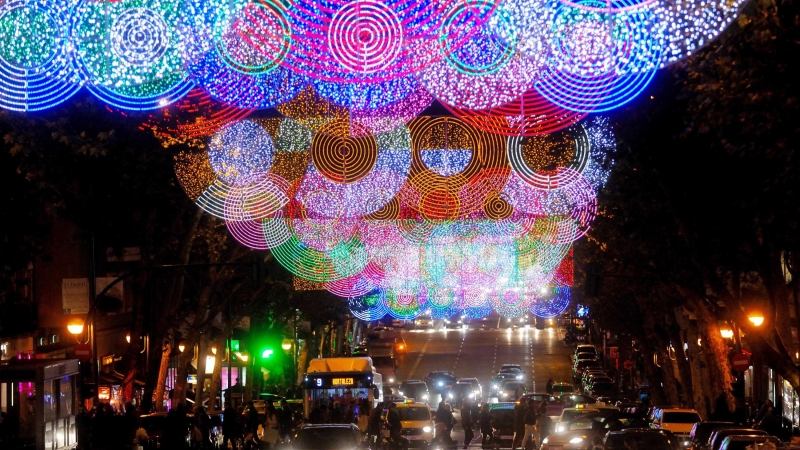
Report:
389,316,576,447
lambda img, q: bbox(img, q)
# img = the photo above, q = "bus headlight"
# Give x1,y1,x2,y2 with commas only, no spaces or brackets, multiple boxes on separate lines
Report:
448,393,454,398
516,375,523,380
570,438,584,444
423,427,432,433
422,394,429,400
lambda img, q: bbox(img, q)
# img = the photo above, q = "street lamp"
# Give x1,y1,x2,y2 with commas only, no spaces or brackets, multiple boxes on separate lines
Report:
178,341,186,353
748,313,765,327
282,341,292,351
67,320,85,336
720,328,734,339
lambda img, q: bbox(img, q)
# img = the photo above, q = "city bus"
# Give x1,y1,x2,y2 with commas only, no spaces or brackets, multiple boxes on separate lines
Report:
301,357,384,419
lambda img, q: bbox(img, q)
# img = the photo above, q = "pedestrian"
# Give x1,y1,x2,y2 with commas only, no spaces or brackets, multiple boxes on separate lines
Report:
535,408,552,449
546,379,554,395
462,398,475,449
368,402,385,447
332,400,343,423
436,401,448,424
511,400,526,450
279,399,294,442
262,404,281,449
357,400,371,434
710,393,734,422
386,403,404,447
308,403,323,424
480,402,493,447
537,399,549,417
243,401,260,449
164,403,188,449
520,399,537,450
222,403,239,450
732,398,749,426
444,403,456,441
123,402,139,446
347,403,358,424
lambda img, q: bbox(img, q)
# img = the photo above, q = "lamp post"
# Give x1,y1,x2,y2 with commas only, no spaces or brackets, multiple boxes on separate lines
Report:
748,313,765,327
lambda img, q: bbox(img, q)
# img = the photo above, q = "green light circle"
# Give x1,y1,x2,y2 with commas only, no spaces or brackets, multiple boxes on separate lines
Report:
0,5,59,69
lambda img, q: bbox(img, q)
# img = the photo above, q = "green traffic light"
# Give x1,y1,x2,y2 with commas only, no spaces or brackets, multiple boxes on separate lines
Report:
262,349,273,359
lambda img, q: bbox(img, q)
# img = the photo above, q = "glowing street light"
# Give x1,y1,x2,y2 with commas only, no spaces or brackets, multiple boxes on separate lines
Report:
178,341,186,353
281,341,292,351
67,320,84,335
748,313,765,327
720,328,734,339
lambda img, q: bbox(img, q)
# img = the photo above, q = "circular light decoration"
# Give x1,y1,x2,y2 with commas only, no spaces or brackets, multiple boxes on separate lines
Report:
444,88,587,137
224,172,290,222
179,0,308,110
327,0,403,74
530,286,571,318
280,0,496,82
507,123,590,190
0,0,81,111
207,119,275,184
654,0,746,66
534,0,666,112
349,293,388,321
310,119,379,183
557,0,657,13
70,0,194,110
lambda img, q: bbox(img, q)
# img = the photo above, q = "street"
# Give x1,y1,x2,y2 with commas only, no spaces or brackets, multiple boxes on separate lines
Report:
389,318,574,447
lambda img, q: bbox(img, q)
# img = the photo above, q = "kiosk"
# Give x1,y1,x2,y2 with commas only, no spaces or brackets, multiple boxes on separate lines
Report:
0,359,80,450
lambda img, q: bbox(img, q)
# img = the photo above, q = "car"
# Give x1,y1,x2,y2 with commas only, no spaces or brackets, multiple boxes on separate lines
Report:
399,380,431,402
487,402,517,448
540,413,647,450
651,408,703,439
498,380,527,401
458,377,483,398
576,352,599,362
414,317,433,328
490,373,518,393
707,429,766,450
574,345,597,357
450,379,481,405
372,355,399,384
518,393,563,416
605,429,676,450
499,364,525,380
560,394,598,408
574,360,602,381
554,407,600,433
391,319,406,328
718,435,781,450
424,371,457,395
291,424,365,450
395,399,436,447
443,315,467,328
552,382,576,395
586,380,616,397
686,422,735,450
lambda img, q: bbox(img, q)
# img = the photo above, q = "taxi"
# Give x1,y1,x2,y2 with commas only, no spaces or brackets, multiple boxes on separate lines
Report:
394,399,435,447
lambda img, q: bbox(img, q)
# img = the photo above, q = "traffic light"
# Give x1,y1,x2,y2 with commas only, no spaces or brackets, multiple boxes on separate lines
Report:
262,348,274,359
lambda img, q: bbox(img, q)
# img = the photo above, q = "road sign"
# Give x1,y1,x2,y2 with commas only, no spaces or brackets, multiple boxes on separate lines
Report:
623,359,633,370
74,344,92,362
731,353,751,371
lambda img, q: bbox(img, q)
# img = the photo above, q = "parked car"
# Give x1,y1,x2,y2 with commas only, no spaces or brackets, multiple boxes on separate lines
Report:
651,408,702,440
605,429,676,450
291,424,364,450
708,429,766,450
552,382,576,395
687,422,736,450
718,435,780,450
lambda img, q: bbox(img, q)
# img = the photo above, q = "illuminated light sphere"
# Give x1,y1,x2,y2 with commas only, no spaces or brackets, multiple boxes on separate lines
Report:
313,75,417,110
0,0,81,111
490,289,534,318
557,0,657,13
227,218,273,249
310,119,380,183
444,88,587,137
507,123,590,190
349,82,434,134
327,0,403,74
385,290,425,320
261,210,293,248
271,232,367,283
654,0,746,66
208,119,275,184
279,0,495,82
462,302,493,319
326,264,381,298
223,172,290,222
419,3,538,111
174,149,218,200
501,166,596,219
534,1,665,112
179,0,309,109
349,293,389,321
530,286,571,318
70,0,194,110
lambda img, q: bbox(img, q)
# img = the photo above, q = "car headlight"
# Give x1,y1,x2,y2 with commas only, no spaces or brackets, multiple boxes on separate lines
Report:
422,394,429,400
556,425,564,433
438,382,443,386
399,391,404,396
468,393,475,398
542,438,549,444
389,378,395,383
516,375,523,380
502,392,508,397
570,438,584,444
683,442,691,447
423,427,432,433
448,393,453,398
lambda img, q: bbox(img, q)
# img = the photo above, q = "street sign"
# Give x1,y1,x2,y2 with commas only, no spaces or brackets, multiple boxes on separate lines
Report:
731,353,751,372
74,344,92,362
623,359,633,370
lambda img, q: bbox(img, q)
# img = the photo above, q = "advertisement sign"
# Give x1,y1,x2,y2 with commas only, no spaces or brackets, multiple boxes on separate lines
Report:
62,278,90,314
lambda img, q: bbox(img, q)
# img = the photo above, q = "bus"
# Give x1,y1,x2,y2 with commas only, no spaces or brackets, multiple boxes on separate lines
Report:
302,357,384,419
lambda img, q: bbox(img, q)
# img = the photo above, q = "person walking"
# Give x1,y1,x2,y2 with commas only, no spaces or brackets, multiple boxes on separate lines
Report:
367,402,385,448
279,399,294,443
535,408,552,449
520,400,537,450
480,402,493,448
511,400,526,450
222,403,239,450
462,398,475,449
444,403,456,443
263,404,281,449
546,380,554,395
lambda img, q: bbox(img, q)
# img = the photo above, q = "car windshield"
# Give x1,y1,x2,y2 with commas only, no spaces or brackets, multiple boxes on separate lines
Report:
722,440,775,450
606,434,671,450
403,384,427,395
398,407,431,421
293,427,357,449
501,366,522,372
663,412,701,423
561,410,595,422
503,382,524,390
554,385,574,393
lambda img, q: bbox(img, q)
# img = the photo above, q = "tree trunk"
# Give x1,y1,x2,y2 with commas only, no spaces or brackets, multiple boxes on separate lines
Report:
196,335,209,410
173,330,199,408
208,336,224,412
153,339,172,412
